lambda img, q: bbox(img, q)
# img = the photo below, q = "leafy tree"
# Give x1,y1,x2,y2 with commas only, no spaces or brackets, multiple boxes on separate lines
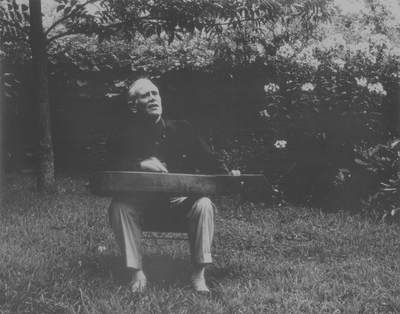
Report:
1,0,330,192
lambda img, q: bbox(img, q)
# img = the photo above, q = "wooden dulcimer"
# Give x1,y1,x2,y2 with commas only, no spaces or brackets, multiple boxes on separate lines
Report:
88,171,269,197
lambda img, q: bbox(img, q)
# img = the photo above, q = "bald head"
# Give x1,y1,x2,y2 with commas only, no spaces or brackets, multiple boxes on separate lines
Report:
127,78,162,122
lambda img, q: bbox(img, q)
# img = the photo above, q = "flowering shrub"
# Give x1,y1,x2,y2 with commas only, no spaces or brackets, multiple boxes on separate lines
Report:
256,30,399,209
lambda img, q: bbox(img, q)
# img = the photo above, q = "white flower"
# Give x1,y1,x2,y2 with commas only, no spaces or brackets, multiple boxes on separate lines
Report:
277,43,295,59
259,110,270,117
255,43,264,55
367,54,377,64
389,47,400,59
367,82,387,96
355,77,368,87
309,58,321,69
274,140,287,149
293,40,302,49
332,58,345,69
264,83,280,93
348,42,370,55
301,83,315,92
98,246,107,252
369,34,391,49
295,46,321,69
390,72,400,79
320,34,346,51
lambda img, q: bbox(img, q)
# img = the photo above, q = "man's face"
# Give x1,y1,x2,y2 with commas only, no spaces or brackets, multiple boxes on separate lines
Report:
129,80,162,120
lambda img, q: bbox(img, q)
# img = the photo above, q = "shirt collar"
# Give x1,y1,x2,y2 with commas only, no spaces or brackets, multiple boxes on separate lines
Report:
155,117,165,130
137,116,166,135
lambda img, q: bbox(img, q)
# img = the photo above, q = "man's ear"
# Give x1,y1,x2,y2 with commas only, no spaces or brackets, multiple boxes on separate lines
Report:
128,102,137,113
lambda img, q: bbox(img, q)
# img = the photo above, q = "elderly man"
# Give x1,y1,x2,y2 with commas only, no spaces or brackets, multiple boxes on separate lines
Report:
107,78,238,293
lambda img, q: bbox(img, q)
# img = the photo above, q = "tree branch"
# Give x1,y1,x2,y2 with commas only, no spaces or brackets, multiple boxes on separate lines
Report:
47,17,152,43
47,29,88,42
46,11,277,43
44,0,95,38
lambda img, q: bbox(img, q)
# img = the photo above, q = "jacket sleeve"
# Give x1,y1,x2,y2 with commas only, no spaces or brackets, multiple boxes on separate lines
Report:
196,133,230,174
104,130,142,171
180,121,229,175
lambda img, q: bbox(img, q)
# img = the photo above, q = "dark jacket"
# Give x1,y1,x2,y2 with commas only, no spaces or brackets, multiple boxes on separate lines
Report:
106,118,229,175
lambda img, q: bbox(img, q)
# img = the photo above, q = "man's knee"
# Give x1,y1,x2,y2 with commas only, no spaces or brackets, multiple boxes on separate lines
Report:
109,198,141,224
196,197,213,209
188,197,215,218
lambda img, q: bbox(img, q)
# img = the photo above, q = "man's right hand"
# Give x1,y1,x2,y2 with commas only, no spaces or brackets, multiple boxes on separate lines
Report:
139,157,168,173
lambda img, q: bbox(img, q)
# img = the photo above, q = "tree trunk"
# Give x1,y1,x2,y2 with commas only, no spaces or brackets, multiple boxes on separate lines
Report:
29,0,56,192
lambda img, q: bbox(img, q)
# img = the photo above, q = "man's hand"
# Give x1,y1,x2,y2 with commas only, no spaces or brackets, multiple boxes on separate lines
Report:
229,170,241,176
139,157,168,173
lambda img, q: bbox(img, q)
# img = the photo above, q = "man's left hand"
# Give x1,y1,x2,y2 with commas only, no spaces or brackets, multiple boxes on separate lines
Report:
229,170,241,176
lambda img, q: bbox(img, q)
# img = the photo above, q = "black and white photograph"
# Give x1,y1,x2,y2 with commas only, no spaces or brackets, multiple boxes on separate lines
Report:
1,0,399,313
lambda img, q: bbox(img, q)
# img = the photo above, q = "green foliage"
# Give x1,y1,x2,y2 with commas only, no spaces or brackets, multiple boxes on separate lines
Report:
207,2,399,209
47,32,215,75
4,0,329,192
0,0,31,44
1,0,330,46
335,0,400,47
252,28,399,210
202,0,400,211
355,139,400,220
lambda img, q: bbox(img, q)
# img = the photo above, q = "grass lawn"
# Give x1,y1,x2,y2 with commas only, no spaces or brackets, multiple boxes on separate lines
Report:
1,174,399,314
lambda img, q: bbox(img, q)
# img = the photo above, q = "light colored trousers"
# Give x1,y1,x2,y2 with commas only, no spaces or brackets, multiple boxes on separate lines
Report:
108,196,216,270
